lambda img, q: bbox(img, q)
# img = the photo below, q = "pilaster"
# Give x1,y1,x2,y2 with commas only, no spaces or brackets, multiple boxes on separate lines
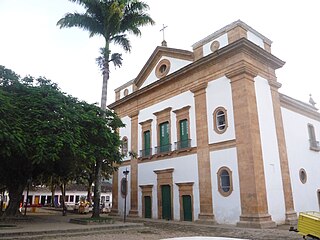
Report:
128,111,139,217
110,169,119,215
226,66,276,228
269,80,297,225
190,82,215,223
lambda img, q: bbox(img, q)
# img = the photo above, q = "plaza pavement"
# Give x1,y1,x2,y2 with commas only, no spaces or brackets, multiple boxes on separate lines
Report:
0,208,302,240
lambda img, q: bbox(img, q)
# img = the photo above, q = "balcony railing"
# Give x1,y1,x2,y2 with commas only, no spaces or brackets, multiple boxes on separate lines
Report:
155,144,172,154
175,139,191,151
140,148,152,158
309,139,320,151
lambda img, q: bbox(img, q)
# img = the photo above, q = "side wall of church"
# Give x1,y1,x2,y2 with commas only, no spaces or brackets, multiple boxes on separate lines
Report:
254,76,286,223
210,147,241,224
281,107,320,213
206,76,235,143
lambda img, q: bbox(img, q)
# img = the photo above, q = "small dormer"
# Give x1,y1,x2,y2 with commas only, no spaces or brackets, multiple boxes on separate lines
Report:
192,20,272,61
115,79,135,101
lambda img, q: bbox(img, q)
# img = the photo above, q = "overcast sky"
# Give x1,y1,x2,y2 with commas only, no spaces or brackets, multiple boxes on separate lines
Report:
1,0,319,108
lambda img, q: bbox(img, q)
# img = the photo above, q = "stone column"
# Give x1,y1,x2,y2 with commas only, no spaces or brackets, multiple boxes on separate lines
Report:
129,111,139,216
226,66,275,228
269,80,297,224
110,169,119,215
191,82,215,222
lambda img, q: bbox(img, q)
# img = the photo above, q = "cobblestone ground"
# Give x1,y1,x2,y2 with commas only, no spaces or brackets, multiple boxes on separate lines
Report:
54,222,302,240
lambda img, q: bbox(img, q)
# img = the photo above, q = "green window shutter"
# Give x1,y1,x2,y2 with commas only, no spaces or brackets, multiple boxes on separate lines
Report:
159,122,170,152
180,119,188,148
144,131,150,156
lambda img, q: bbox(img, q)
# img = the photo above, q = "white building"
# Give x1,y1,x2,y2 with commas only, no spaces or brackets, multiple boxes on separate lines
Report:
109,20,320,228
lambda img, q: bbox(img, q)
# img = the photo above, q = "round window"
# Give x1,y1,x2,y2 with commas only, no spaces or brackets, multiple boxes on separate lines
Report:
155,59,170,78
299,168,307,184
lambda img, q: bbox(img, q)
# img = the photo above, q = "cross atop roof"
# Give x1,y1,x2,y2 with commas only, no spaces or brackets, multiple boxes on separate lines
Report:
160,24,168,47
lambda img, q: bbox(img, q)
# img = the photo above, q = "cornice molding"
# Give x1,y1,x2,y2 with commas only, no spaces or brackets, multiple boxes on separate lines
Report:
280,93,320,121
154,168,174,174
153,107,172,116
109,38,285,110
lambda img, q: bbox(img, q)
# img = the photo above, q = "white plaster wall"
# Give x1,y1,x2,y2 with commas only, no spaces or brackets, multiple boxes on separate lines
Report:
138,154,200,220
254,76,286,223
141,56,192,89
138,91,197,155
282,107,320,213
203,33,228,57
210,147,241,224
206,76,235,144
117,165,131,216
119,84,133,99
119,116,131,161
247,31,265,49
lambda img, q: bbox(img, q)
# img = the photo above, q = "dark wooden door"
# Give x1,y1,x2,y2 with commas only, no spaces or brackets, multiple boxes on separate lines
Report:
161,185,171,220
144,196,152,218
182,195,192,221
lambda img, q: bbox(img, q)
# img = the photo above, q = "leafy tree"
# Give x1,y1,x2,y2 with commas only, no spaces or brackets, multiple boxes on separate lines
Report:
57,0,154,217
0,66,124,217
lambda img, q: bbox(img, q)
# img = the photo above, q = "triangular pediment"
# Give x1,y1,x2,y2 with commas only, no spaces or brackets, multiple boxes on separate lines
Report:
134,46,194,89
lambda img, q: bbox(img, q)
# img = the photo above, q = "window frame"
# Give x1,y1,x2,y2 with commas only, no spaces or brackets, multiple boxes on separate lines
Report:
155,59,171,79
299,168,307,184
213,107,228,134
121,136,128,156
217,166,233,197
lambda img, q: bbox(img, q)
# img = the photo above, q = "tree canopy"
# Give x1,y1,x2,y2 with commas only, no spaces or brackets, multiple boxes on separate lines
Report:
0,65,124,217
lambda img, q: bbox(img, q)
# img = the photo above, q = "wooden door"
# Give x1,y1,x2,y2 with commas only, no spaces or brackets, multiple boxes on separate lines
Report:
144,196,152,218
182,195,192,221
161,185,171,220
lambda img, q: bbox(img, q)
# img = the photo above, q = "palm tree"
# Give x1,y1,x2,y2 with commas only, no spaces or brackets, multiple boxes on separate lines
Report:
57,0,154,217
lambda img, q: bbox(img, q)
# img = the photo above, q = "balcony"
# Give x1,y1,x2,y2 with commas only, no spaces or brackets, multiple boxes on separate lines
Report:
309,139,320,152
155,144,172,154
175,139,191,151
140,148,152,158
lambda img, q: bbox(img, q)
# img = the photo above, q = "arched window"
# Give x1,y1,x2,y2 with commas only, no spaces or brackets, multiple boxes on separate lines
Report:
217,167,233,197
213,107,228,134
121,137,128,156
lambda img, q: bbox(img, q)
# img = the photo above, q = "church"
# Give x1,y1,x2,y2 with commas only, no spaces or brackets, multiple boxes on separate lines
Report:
108,20,320,228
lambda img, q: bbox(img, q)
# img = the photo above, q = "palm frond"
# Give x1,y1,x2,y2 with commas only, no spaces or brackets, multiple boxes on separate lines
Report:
110,34,131,52
109,53,123,68
57,13,103,38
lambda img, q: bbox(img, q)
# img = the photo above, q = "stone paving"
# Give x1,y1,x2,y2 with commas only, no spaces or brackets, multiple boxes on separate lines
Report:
0,209,303,240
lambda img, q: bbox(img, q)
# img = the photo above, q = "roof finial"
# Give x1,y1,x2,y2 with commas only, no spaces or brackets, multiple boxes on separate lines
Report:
309,94,316,107
160,24,168,47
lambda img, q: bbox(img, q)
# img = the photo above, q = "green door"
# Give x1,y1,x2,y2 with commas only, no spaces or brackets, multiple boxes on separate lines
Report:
161,185,171,220
144,196,152,218
160,122,170,152
182,195,192,221
179,119,188,149
144,130,150,156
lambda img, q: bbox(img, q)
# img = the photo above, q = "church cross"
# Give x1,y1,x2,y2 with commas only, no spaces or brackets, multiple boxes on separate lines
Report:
160,24,168,42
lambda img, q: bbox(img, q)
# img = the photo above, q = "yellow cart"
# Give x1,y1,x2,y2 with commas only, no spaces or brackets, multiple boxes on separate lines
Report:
297,211,320,239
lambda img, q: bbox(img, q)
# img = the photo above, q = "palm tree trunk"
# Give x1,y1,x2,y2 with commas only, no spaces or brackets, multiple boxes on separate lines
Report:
92,55,110,218
100,63,109,110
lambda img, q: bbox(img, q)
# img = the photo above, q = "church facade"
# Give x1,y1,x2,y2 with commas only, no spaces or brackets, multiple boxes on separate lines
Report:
108,20,320,228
